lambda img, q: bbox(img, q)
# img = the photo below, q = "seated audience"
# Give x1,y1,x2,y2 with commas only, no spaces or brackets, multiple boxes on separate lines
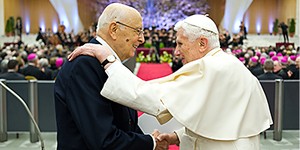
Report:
248,56,264,77
19,53,48,80
52,57,64,79
273,60,289,79
257,59,282,80
39,58,53,80
0,59,25,80
287,56,300,79
0,22,299,82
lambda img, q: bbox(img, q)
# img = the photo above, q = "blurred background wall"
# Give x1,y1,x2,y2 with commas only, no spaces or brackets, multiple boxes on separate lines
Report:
0,0,298,35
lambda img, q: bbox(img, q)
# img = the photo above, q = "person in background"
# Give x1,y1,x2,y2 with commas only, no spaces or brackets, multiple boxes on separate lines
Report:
15,17,22,39
257,59,282,80
56,25,68,46
0,59,9,74
279,22,289,43
68,14,273,150
273,60,289,79
0,59,25,80
52,57,64,79
36,27,46,44
39,58,53,80
239,21,247,39
19,53,47,80
287,56,300,79
54,3,167,150
248,56,264,77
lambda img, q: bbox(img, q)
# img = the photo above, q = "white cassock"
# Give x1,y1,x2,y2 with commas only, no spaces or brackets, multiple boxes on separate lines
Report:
101,48,273,150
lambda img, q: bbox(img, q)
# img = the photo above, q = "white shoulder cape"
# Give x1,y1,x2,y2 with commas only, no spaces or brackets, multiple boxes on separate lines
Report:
101,48,273,140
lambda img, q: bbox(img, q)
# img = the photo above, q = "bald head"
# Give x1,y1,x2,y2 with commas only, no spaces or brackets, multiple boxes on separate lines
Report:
96,3,142,33
94,3,144,61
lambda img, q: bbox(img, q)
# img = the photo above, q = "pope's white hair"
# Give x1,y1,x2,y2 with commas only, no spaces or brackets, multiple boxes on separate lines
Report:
174,20,220,49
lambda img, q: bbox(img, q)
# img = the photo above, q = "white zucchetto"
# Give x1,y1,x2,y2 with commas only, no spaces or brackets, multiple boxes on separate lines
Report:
182,14,219,34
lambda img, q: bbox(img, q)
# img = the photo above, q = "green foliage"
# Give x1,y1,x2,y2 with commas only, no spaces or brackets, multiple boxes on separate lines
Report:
136,51,172,63
136,51,146,62
5,16,15,34
289,18,295,33
159,51,172,63
144,42,164,48
159,42,164,48
273,18,279,33
144,42,152,48
5,19,10,33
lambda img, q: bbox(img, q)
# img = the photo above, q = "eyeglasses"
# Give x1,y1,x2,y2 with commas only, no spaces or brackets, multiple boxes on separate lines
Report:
116,21,144,37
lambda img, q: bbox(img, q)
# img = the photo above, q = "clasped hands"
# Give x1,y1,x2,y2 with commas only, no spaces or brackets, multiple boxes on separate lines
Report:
152,129,180,150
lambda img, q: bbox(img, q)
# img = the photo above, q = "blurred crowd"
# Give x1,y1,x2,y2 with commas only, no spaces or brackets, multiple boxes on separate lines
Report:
0,42,68,80
0,23,299,80
226,45,299,80
36,23,97,49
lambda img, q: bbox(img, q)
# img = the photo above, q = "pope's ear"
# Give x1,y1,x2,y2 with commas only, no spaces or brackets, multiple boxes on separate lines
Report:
198,38,208,52
109,22,118,40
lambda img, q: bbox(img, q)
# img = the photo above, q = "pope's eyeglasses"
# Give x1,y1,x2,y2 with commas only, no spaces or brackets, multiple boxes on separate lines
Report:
116,21,144,37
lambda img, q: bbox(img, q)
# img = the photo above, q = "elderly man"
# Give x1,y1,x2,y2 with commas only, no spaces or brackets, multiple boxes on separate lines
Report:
273,60,289,79
55,3,167,150
69,14,273,150
20,53,47,80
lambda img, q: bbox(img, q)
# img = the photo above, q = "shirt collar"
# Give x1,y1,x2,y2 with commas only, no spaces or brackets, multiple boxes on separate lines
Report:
8,69,16,72
95,36,121,62
205,47,222,57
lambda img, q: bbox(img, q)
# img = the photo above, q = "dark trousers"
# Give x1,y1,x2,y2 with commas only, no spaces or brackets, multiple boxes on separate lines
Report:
283,32,289,43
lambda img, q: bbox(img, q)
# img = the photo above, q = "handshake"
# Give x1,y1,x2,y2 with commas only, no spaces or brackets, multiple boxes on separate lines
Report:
152,129,180,150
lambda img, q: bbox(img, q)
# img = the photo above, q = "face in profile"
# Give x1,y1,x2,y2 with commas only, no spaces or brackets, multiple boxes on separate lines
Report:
174,29,202,64
114,14,144,60
273,61,282,72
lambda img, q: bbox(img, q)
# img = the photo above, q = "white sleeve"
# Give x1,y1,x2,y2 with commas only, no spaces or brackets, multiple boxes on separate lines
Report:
102,61,166,117
174,127,185,145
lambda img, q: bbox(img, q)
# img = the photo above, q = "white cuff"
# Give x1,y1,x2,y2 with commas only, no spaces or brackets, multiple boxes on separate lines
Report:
105,60,122,76
148,134,156,150
174,127,185,145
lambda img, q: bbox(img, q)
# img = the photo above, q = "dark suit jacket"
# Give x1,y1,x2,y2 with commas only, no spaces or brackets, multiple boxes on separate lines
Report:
274,68,289,79
54,38,153,150
20,65,47,80
257,72,283,80
249,64,264,77
287,64,299,79
0,72,25,80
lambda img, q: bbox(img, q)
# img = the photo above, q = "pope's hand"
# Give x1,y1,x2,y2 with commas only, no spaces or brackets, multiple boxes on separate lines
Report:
152,129,169,150
68,43,112,63
157,132,180,146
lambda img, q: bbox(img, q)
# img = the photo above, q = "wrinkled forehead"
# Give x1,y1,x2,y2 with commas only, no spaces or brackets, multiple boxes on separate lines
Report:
175,29,190,42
